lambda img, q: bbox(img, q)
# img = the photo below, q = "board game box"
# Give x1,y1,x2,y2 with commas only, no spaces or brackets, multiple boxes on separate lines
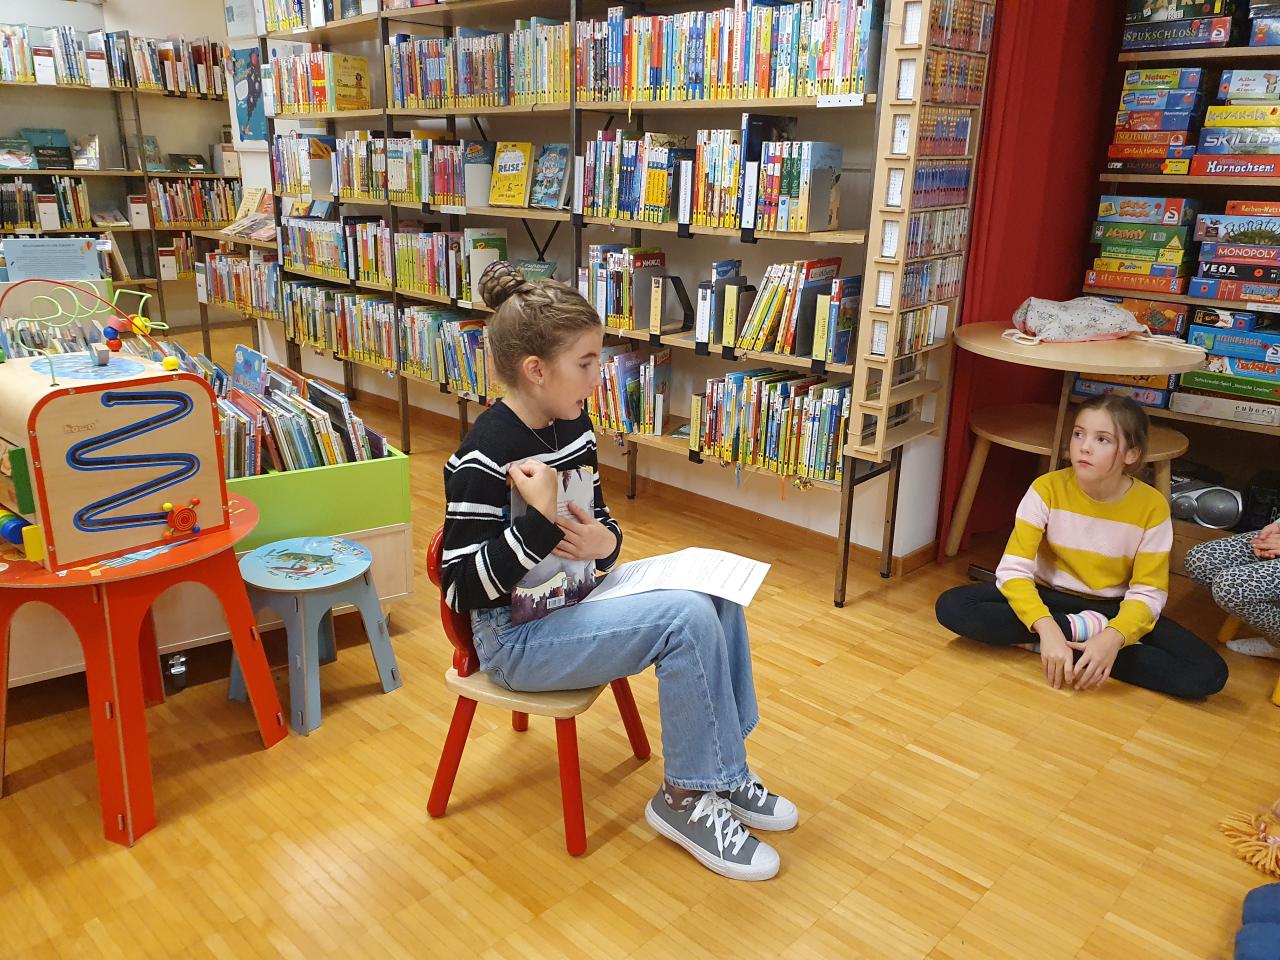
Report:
1108,143,1199,160
1123,67,1204,90
1190,155,1280,176
1188,323,1280,361
1125,0,1234,23
1226,200,1280,216
1194,214,1280,243
1169,390,1280,426
1113,130,1191,146
1119,89,1203,111
1199,261,1280,283
1103,158,1193,175
1101,295,1191,334
1072,377,1172,408
1198,127,1280,154
1086,269,1189,294
1180,369,1280,400
1097,195,1199,225
1190,275,1280,301
1218,69,1280,101
1095,257,1189,277
1192,307,1268,329
1121,17,1236,50
1206,104,1280,127
1116,109,1200,131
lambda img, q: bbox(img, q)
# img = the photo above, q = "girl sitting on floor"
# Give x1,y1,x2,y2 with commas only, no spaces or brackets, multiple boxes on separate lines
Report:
935,394,1228,699
1184,521,1280,659
439,260,795,882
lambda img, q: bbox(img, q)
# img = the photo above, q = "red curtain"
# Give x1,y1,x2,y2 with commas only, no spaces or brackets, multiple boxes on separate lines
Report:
937,0,1122,554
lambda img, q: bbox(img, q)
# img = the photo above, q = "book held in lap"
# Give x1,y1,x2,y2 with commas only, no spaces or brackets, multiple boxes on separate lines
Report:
510,466,598,624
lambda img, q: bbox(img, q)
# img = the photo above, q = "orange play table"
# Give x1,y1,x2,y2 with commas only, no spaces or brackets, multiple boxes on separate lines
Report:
0,496,287,845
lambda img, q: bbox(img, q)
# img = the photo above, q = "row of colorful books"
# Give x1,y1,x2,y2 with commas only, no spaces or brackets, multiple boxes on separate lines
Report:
380,2,873,110
206,250,282,319
0,175,91,231
0,25,224,98
147,177,240,228
576,2,874,104
279,213,508,302
385,21,571,110
690,370,851,484
579,244,860,364
588,346,673,436
261,0,378,34
271,52,372,115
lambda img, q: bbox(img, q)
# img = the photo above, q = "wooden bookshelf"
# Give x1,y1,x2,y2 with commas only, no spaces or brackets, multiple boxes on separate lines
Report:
1099,173,1280,187
273,108,385,121
246,0,949,593
0,225,144,234
283,263,350,285
847,1,993,471
191,229,278,251
154,222,234,232
1146,405,1280,437
0,169,146,178
388,102,570,118
1119,46,1280,65
149,172,240,180
266,11,380,43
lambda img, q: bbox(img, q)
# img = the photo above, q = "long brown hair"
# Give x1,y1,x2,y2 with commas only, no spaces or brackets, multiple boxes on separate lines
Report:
477,260,600,386
1076,393,1149,470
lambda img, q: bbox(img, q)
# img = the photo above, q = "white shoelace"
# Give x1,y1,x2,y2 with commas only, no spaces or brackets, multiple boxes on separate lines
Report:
735,777,769,809
689,793,751,856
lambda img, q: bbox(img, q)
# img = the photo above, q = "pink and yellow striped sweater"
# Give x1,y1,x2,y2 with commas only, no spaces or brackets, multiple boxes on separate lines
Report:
995,468,1173,645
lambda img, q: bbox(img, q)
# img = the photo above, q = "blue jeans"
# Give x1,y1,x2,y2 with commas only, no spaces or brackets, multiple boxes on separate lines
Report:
471,590,759,792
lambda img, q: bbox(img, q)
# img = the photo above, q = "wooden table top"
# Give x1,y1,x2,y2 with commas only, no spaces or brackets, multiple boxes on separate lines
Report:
954,322,1207,376
0,497,257,589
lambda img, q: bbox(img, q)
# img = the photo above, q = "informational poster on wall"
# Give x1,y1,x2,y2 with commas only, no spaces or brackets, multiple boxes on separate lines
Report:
229,45,266,151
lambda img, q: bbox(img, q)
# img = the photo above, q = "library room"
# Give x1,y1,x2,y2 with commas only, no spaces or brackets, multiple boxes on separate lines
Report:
1,0,1280,957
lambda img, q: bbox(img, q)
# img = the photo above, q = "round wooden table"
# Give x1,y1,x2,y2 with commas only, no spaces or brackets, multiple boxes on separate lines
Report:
954,321,1207,466
0,495,287,845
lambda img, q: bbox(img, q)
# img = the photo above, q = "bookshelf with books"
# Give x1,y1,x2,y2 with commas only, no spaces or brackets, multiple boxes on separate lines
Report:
1075,9,1280,452
0,20,240,333
227,0,998,592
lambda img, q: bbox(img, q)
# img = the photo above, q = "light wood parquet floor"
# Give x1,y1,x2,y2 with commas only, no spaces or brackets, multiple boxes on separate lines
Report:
2,323,1278,958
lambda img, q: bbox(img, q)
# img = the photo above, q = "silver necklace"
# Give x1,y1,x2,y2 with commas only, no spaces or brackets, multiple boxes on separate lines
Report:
508,402,559,453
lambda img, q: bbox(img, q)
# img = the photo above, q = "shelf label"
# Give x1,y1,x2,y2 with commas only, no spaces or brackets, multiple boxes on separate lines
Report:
817,93,864,108
902,2,923,45
891,115,911,155
438,205,467,216
896,60,918,102
886,168,905,208
881,220,900,259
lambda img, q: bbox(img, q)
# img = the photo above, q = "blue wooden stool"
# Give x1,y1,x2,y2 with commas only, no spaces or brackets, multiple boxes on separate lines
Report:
228,536,402,734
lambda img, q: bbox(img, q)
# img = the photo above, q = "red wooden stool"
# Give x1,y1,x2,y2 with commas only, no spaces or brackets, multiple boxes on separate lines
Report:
425,527,650,856
0,496,286,845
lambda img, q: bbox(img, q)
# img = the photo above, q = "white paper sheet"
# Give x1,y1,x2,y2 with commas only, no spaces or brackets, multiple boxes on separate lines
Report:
580,548,770,608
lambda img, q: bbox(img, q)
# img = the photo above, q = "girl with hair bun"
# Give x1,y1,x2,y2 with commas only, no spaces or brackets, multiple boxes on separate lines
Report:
439,261,795,881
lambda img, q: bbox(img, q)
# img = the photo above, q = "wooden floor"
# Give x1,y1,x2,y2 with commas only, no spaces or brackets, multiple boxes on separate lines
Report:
3,323,1279,958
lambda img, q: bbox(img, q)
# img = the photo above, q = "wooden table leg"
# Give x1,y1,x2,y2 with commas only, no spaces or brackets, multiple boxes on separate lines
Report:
46,584,154,846
0,592,21,799
1049,373,1073,470
206,549,287,749
139,610,165,707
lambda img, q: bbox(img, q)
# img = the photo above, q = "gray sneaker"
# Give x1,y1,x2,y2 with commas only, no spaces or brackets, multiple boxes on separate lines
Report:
645,789,780,881
725,775,798,831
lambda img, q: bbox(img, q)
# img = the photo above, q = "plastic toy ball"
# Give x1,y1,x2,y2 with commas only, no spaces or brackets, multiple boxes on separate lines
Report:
107,338,122,352
129,315,152,335
161,356,180,371
102,325,119,339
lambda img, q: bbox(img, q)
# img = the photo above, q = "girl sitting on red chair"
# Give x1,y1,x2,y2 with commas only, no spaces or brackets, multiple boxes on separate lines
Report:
439,261,795,882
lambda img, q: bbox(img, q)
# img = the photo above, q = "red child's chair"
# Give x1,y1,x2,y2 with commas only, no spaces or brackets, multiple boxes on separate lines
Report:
425,527,651,855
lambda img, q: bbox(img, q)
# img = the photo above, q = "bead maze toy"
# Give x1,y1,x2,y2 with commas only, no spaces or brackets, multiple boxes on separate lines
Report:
0,279,228,572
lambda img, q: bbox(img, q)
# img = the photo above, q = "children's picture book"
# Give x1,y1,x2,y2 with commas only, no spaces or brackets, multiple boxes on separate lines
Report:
168,152,209,173
530,143,570,209
515,258,556,280
488,141,534,207
91,206,130,227
462,227,508,299
509,466,599,624
143,136,167,171
462,140,496,207
73,135,100,170
0,138,35,170
232,342,270,394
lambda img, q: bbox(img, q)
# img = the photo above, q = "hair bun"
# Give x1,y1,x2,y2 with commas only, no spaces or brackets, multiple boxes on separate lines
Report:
478,260,530,310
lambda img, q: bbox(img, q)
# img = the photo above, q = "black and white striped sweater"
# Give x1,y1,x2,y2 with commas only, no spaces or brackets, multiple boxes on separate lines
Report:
441,400,623,613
